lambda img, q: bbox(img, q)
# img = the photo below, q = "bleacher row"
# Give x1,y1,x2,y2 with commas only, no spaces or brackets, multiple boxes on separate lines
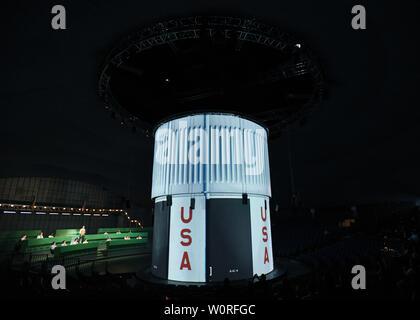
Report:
0,227,153,259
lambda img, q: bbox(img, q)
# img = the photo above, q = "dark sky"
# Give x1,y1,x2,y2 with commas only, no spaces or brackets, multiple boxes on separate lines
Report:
1,0,419,207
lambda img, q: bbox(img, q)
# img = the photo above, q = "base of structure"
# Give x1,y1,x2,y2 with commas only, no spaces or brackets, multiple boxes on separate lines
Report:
152,193,273,282
139,264,283,287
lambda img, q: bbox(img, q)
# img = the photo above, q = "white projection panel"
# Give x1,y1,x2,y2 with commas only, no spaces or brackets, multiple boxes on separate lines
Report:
168,195,206,282
250,195,274,276
151,113,271,199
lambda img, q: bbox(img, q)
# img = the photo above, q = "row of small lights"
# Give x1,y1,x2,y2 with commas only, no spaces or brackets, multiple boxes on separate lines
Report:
124,211,142,228
0,203,124,213
0,202,143,228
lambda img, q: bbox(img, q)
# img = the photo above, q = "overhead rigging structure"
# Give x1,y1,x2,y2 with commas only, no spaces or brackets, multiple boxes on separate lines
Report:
99,15,325,139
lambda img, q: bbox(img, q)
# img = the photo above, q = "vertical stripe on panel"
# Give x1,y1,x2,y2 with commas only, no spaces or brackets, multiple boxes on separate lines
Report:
194,127,199,185
244,129,250,188
188,127,193,187
257,131,260,186
204,114,208,193
178,127,182,186
240,127,245,193
213,126,218,183
253,131,259,187
182,127,187,186
231,127,236,184
251,130,256,185
214,126,219,183
259,131,262,189
164,125,171,195
170,129,177,192
173,129,179,186
220,126,225,183
208,125,216,183
202,115,206,187
219,125,223,183
235,127,241,184
225,126,231,184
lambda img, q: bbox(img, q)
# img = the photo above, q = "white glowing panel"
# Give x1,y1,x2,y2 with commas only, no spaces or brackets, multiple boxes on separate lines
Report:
250,195,274,276
167,195,206,282
152,114,271,199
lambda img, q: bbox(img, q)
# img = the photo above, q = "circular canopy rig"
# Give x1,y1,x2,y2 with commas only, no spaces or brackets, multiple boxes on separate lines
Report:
98,16,325,138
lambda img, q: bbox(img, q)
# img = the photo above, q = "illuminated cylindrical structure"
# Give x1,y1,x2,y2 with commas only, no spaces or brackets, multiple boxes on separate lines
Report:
151,113,273,282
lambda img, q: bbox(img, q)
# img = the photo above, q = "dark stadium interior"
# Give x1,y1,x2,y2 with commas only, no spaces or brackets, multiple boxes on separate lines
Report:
1,0,419,303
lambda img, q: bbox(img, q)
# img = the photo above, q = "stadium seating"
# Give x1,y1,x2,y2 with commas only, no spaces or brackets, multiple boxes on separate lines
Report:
97,227,143,233
20,232,148,253
52,238,148,258
55,229,80,237
86,232,148,241
23,235,76,253
0,230,42,254
0,223,152,262
53,241,100,258
0,230,41,239
98,227,153,238
106,238,148,251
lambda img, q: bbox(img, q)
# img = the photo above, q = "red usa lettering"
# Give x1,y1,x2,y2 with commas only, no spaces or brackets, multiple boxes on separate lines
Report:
180,206,193,270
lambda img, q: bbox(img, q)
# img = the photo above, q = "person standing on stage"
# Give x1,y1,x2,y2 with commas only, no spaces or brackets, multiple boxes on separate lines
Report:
79,225,86,242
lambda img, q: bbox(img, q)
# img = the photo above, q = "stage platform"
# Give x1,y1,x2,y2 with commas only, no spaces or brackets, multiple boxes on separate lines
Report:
135,255,311,288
